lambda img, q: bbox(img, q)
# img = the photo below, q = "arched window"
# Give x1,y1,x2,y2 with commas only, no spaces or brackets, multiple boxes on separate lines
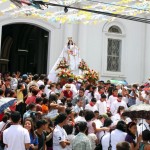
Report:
107,26,122,72
108,25,122,34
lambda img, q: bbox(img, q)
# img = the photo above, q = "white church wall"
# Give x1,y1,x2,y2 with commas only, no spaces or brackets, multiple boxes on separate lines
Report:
63,18,146,84
144,19,150,82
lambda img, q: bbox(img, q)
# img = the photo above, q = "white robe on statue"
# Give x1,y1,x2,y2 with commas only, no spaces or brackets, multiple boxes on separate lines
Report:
48,44,81,82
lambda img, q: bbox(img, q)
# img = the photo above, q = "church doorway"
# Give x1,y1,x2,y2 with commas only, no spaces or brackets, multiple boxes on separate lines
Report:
0,23,49,74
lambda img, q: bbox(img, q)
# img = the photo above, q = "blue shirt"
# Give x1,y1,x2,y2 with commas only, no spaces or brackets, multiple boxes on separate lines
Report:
29,133,38,150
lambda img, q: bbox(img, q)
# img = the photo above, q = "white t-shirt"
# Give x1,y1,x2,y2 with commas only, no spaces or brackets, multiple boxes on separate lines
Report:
37,80,44,87
85,104,98,112
102,129,127,150
96,100,107,115
110,100,127,115
3,125,30,150
74,116,86,123
107,95,118,108
53,125,68,150
67,134,75,150
73,105,83,114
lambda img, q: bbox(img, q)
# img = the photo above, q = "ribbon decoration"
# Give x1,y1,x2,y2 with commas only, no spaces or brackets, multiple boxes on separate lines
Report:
0,0,150,24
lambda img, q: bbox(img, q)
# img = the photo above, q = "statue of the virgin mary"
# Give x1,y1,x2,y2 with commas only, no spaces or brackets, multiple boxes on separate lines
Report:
63,37,80,72
48,38,81,82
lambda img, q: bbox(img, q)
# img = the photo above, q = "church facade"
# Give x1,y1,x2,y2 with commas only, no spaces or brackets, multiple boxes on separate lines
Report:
0,13,149,84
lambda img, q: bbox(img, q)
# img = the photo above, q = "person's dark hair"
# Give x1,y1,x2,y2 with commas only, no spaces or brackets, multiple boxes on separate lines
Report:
65,108,72,115
79,110,84,117
79,88,85,92
9,90,16,97
2,114,9,123
78,121,87,132
108,86,114,98
49,94,57,103
49,84,55,90
107,112,112,118
63,124,73,135
101,94,106,99
41,93,47,98
67,102,72,108
68,78,73,83
39,74,45,80
103,118,112,127
36,119,48,129
117,106,125,114
31,88,39,96
54,113,67,125
132,84,138,89
127,122,136,139
43,98,48,105
24,118,36,138
0,88,4,96
44,78,49,85
142,129,150,141
11,111,21,123
112,88,118,92
33,74,39,81
84,110,95,121
91,86,97,97
39,85,45,90
94,110,99,114
91,98,97,103
116,121,127,132
116,142,130,150
18,83,23,89
28,103,36,110
85,84,92,91
36,97,43,104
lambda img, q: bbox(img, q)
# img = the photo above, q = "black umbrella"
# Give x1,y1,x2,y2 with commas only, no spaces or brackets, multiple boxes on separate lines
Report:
122,103,150,120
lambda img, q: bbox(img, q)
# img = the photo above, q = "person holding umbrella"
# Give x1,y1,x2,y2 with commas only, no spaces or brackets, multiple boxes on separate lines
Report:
125,122,142,150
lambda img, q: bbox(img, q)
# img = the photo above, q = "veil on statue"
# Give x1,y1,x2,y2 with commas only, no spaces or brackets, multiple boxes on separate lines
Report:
48,38,81,82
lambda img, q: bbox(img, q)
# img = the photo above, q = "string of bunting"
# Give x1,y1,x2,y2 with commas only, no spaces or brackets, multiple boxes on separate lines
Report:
0,0,150,24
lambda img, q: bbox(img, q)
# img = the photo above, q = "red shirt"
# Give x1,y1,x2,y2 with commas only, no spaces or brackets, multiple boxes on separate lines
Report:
63,90,73,99
25,95,36,105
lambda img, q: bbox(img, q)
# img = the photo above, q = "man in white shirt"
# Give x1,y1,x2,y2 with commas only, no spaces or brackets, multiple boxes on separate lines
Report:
110,94,127,115
96,94,107,115
102,121,127,150
85,98,98,112
3,111,30,150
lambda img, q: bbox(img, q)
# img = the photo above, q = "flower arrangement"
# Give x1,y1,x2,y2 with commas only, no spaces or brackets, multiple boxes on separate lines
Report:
78,59,89,71
57,69,74,79
83,69,99,83
56,58,69,70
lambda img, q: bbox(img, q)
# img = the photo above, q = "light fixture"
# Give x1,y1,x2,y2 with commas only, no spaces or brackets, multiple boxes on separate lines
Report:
64,7,68,13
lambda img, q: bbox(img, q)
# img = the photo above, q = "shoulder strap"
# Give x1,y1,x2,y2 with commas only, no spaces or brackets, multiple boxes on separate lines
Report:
0,121,9,132
108,131,112,149
139,123,147,129
100,131,106,143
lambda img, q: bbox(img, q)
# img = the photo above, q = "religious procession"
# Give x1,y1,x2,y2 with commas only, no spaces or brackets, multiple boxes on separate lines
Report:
0,0,150,150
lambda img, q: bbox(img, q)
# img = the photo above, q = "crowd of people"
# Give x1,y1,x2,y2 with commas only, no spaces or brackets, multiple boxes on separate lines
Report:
0,72,150,150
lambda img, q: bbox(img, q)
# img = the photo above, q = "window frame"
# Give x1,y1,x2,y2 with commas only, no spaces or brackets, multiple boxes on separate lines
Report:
101,21,126,78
